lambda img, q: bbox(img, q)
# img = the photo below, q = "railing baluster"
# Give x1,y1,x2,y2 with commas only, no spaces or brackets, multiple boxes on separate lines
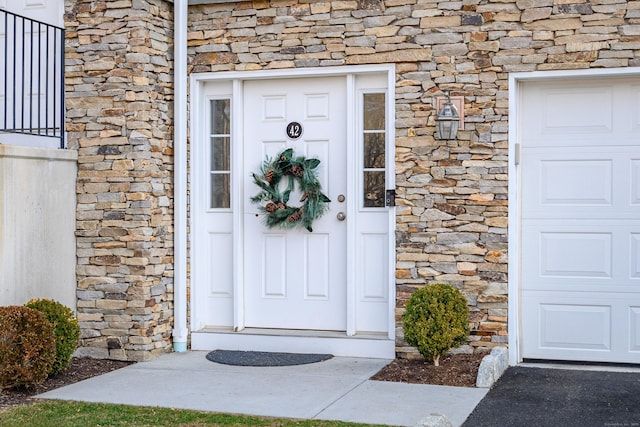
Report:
12,14,16,132
53,27,57,141
60,27,65,148
21,16,25,134
3,11,7,132
45,25,49,138
29,19,33,134
37,22,41,136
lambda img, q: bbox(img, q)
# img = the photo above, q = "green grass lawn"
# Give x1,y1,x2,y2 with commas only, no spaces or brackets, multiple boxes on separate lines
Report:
0,401,389,427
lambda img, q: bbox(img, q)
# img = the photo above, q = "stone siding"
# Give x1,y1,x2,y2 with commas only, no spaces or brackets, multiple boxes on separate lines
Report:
186,0,639,356
65,0,640,360
65,0,175,361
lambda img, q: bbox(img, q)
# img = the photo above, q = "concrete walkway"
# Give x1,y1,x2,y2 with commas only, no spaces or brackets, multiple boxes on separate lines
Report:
38,351,487,427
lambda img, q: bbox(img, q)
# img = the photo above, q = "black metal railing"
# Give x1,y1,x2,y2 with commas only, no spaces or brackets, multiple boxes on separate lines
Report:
0,10,65,149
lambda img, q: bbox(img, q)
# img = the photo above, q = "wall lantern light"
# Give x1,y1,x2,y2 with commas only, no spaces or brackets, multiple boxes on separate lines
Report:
435,91,461,140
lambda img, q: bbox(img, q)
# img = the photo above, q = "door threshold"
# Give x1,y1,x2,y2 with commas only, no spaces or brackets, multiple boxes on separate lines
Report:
198,327,387,340
191,328,395,359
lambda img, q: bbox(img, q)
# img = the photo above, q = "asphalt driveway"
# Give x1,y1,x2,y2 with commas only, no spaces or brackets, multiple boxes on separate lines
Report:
463,365,640,427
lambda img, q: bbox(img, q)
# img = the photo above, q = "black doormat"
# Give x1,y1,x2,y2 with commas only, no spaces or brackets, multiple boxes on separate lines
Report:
206,350,333,367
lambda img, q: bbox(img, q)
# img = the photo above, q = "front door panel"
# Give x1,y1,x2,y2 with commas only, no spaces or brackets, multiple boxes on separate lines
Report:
243,77,347,331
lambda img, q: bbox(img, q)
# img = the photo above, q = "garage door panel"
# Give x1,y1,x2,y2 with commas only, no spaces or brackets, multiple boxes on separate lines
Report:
544,88,612,134
631,307,640,352
633,85,640,132
522,85,614,138
630,235,640,279
539,159,612,207
631,160,640,205
522,221,640,292
521,78,640,147
522,292,640,363
538,231,612,279
523,147,640,219
538,303,611,351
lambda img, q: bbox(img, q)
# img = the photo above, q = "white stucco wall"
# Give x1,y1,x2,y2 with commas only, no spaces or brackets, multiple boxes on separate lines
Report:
0,144,77,311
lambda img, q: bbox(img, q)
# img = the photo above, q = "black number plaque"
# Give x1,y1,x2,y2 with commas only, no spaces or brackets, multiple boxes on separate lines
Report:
286,122,303,140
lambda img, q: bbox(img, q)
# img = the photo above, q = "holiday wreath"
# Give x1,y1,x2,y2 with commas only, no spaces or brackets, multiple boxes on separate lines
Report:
251,148,331,232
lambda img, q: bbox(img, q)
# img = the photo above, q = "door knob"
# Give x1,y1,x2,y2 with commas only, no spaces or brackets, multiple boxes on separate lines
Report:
336,212,346,221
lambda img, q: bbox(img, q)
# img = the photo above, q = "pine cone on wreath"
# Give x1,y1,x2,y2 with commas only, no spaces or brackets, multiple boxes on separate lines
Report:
290,165,304,177
288,209,303,223
265,202,277,213
265,169,275,183
277,202,286,210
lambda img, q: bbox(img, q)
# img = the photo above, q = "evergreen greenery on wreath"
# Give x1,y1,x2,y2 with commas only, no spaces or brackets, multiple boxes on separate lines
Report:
251,148,331,232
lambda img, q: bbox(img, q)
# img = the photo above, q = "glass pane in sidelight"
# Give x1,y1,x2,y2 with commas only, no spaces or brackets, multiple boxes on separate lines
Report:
363,93,385,131
363,171,385,208
210,173,231,209
210,99,231,135
211,136,230,171
364,132,385,169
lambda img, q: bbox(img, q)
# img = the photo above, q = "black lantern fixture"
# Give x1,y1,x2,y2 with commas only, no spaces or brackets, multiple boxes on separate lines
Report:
435,91,460,140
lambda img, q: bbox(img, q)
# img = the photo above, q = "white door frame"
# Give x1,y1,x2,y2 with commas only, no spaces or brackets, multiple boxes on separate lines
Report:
188,65,396,357
508,66,640,366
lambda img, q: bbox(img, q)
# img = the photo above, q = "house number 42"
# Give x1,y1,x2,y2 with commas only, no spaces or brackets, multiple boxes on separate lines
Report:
286,122,303,140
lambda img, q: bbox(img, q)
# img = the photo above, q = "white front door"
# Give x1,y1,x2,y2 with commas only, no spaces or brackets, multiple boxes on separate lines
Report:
243,77,347,331
519,76,640,364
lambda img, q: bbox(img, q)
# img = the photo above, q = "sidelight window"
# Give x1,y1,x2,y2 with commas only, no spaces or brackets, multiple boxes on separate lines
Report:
362,93,386,208
209,99,231,209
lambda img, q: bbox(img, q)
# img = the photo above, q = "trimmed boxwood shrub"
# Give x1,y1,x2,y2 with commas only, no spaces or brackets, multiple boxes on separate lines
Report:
402,283,470,366
0,306,56,389
25,299,80,376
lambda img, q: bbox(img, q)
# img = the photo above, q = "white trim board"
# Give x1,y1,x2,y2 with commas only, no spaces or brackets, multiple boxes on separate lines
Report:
188,64,397,357
191,64,396,84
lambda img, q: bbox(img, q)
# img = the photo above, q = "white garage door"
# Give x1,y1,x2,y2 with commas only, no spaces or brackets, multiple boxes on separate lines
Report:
520,76,640,364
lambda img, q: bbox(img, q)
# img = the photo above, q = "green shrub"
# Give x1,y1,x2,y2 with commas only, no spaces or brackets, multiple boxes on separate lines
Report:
402,283,470,366
0,306,56,389
25,299,80,376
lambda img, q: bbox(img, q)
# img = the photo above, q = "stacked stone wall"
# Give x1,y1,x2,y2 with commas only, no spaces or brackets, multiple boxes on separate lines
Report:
65,0,640,360
187,0,639,356
65,0,175,361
